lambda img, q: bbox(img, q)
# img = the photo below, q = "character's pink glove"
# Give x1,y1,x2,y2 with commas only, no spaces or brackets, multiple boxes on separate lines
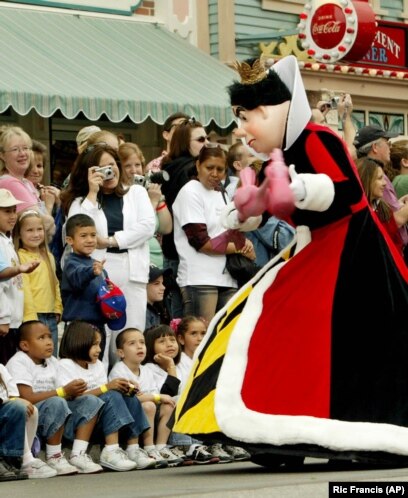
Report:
234,167,270,221
264,149,295,218
209,229,246,254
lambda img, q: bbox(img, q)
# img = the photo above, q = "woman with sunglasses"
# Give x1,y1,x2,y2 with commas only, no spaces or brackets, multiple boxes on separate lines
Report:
172,145,256,323
160,118,209,319
60,144,155,368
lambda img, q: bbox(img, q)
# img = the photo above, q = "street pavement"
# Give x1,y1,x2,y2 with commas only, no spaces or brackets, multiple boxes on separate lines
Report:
3,458,408,498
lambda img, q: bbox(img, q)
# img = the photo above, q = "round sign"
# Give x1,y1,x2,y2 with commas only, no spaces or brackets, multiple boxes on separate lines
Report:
310,4,346,49
298,0,377,63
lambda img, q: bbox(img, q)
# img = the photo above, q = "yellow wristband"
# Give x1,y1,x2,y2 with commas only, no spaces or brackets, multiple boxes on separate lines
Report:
8,397,17,401
56,387,66,398
100,384,109,394
153,393,161,404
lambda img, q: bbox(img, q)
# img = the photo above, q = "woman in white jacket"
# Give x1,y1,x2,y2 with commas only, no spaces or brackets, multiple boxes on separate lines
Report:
61,144,155,364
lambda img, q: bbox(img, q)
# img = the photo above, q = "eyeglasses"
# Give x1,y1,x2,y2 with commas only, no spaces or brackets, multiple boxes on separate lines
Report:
2,146,32,154
192,136,209,143
84,142,109,155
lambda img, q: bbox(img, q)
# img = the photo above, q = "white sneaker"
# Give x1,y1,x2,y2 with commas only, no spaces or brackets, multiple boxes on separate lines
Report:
46,453,78,475
126,447,156,470
69,452,103,474
145,448,168,469
158,447,184,467
224,445,251,461
22,458,57,479
207,444,233,463
100,447,137,472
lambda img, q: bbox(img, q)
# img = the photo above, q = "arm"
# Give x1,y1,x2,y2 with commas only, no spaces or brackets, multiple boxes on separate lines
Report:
147,184,173,235
0,261,40,280
63,258,98,290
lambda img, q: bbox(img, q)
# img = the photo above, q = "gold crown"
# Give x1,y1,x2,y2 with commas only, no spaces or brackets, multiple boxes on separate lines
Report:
233,58,267,85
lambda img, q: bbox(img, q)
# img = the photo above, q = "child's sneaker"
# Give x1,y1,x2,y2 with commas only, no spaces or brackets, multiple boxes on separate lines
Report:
46,452,78,475
207,443,233,463
69,452,103,474
158,446,184,467
145,448,168,469
0,458,27,481
224,445,251,461
188,445,220,465
126,448,156,470
169,446,194,466
99,447,137,472
22,458,57,479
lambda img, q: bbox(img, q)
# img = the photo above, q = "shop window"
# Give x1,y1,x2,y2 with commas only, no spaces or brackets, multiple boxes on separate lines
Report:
369,112,404,135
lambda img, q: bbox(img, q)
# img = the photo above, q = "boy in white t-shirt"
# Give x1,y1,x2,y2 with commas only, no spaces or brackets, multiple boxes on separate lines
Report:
6,320,104,475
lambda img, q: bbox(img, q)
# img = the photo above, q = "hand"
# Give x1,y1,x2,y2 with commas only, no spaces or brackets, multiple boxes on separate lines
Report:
18,261,40,274
288,164,306,202
317,101,331,116
13,398,35,417
93,258,105,276
158,394,176,408
147,183,162,205
153,353,174,372
107,378,131,394
0,324,10,336
239,238,256,261
88,167,105,194
55,314,61,324
337,93,353,118
63,379,87,397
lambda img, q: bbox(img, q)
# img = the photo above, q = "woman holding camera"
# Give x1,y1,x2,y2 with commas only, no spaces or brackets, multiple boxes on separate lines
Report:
61,144,155,364
118,142,172,268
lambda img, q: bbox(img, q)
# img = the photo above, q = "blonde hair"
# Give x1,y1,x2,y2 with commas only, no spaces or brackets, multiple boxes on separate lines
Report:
118,142,146,169
78,130,120,154
14,210,58,299
0,126,32,174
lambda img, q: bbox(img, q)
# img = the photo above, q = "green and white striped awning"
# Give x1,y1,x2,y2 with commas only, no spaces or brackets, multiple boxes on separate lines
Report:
0,6,237,127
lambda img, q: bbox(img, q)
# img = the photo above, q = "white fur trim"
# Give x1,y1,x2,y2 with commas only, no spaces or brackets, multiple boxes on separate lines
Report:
295,173,334,212
213,227,408,456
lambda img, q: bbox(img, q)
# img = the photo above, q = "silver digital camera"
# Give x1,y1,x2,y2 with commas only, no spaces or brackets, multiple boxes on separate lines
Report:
134,170,170,188
96,166,114,180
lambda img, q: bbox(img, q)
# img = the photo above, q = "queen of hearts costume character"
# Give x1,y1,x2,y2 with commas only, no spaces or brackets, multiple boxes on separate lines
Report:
173,55,408,466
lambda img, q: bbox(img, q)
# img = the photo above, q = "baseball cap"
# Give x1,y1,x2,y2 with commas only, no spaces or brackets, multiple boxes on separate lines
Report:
353,125,399,149
97,278,127,331
148,265,172,283
76,125,101,147
0,189,23,208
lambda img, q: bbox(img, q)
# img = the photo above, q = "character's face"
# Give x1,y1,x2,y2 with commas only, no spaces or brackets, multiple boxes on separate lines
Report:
232,102,290,154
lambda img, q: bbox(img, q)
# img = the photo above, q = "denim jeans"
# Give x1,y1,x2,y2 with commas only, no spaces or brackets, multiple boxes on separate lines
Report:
163,258,183,319
96,391,150,441
180,285,236,324
0,400,26,457
38,313,59,357
168,431,200,447
64,395,104,441
36,396,71,440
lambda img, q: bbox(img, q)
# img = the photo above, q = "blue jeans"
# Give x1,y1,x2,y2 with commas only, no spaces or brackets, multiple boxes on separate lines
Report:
36,397,71,440
168,431,200,447
96,391,150,441
38,313,59,357
163,258,183,319
0,400,26,457
180,285,236,324
64,395,104,441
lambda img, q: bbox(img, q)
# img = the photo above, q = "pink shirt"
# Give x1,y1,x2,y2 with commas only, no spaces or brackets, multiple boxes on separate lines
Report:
0,175,40,212
145,151,167,172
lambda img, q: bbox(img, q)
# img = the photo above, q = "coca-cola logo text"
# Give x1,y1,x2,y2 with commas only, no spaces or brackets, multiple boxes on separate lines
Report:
311,4,346,49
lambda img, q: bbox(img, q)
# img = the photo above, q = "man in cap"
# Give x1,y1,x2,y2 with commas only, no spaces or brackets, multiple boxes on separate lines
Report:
354,125,408,252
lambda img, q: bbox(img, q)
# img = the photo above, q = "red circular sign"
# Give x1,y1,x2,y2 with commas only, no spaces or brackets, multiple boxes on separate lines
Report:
311,4,346,49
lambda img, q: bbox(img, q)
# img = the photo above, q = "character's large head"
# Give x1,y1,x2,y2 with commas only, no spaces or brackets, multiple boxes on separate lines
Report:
228,56,311,154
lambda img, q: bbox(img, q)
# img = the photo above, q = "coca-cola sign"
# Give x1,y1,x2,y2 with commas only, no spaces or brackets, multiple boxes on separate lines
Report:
298,0,377,63
311,5,346,49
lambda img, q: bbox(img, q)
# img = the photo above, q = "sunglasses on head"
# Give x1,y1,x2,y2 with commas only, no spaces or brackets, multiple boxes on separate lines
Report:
83,142,110,155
